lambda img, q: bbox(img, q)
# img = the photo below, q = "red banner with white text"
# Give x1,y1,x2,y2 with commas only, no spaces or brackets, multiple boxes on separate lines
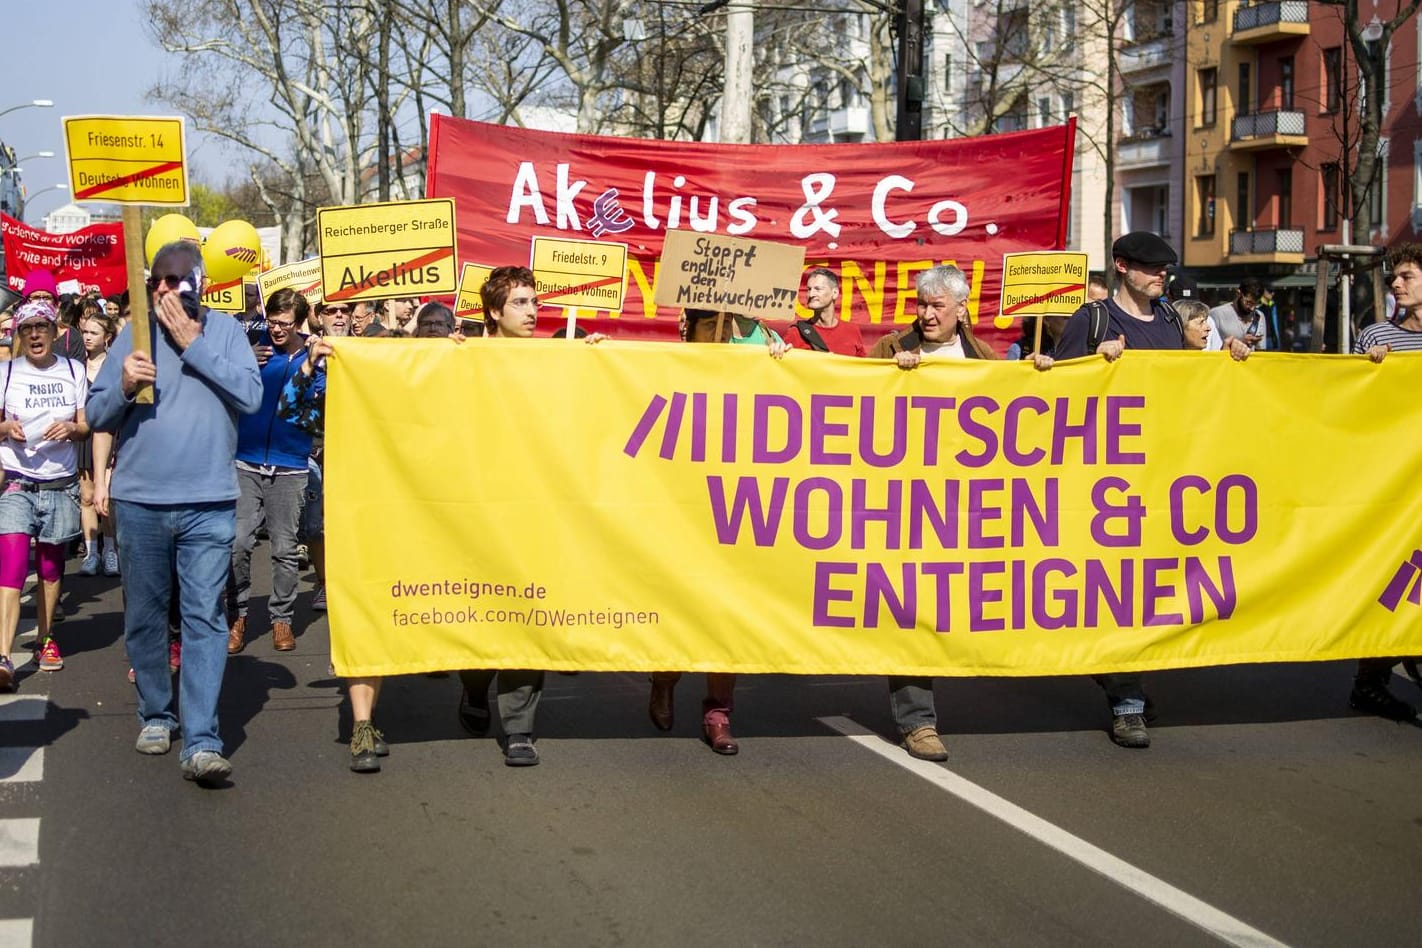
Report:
425,116,1074,349
2,213,127,296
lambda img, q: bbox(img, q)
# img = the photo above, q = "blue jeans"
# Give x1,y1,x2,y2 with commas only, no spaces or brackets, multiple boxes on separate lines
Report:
888,676,937,732
115,500,235,761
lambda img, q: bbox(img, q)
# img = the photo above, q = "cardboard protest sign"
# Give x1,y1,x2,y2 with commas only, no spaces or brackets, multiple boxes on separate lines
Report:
316,199,457,303
999,252,1089,318
652,230,804,319
530,236,628,310
258,257,324,307
62,115,188,206
454,263,494,318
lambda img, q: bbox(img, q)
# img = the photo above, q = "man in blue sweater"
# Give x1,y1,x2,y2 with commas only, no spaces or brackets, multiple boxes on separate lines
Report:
87,241,262,785
227,288,314,654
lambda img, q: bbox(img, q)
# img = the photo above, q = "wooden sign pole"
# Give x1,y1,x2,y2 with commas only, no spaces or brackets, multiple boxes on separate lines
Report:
121,205,154,404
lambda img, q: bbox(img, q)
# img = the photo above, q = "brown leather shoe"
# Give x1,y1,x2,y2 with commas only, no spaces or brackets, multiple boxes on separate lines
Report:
226,616,246,655
648,677,675,731
703,721,739,755
272,620,296,652
903,725,948,762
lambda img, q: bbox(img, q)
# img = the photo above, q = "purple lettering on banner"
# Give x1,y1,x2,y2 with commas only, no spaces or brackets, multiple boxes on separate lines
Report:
1215,474,1258,544
1089,476,1144,548
969,561,1006,632
623,394,667,458
705,475,788,545
865,562,916,630
1032,558,1078,630
1105,395,1146,464
1142,557,1185,626
1050,396,1098,465
909,479,960,550
967,478,1006,549
809,394,853,465
860,395,908,468
1185,555,1236,620
1169,475,1212,545
954,395,1000,469
1011,478,1059,547
1003,396,1049,466
852,478,903,549
753,394,802,464
911,396,956,465
921,561,965,632
792,477,844,551
690,392,707,462
1010,559,1027,629
1084,559,1133,628
721,392,738,463
813,561,857,628
660,392,686,460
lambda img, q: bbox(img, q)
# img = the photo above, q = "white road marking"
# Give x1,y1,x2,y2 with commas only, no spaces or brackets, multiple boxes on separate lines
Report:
0,698,44,723
0,748,42,785
818,716,1289,948
0,919,31,948
0,820,39,868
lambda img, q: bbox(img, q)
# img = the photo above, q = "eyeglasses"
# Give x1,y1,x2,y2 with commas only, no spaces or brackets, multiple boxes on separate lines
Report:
267,319,298,331
321,304,350,314
26,292,54,302
146,274,183,291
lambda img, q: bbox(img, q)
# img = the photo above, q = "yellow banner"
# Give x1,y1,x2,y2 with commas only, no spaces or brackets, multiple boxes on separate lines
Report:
63,115,188,206
325,343,1422,678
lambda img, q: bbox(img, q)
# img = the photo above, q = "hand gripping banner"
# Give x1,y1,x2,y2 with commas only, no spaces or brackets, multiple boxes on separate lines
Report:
325,343,1422,678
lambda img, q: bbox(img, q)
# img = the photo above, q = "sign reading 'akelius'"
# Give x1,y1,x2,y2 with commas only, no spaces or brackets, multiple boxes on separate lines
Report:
425,117,1075,348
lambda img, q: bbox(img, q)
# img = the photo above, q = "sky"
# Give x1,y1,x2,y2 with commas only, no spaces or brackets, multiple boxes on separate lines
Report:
2,1,239,224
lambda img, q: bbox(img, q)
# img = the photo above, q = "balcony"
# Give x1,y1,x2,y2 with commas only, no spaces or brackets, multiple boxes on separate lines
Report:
830,106,869,139
1119,36,1172,76
1117,130,1171,170
1231,1,1309,45
1230,109,1307,150
1230,227,1305,263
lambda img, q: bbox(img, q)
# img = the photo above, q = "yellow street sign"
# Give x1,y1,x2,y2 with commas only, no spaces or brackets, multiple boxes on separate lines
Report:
316,198,457,303
530,236,628,311
999,252,1089,319
63,115,188,206
201,279,243,313
258,257,325,308
455,263,495,318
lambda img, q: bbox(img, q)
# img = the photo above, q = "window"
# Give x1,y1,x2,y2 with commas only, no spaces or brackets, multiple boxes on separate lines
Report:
1237,62,1252,117
1323,47,1342,113
1236,172,1251,230
944,54,952,94
1196,175,1217,236
1279,56,1295,110
1038,97,1052,127
1277,168,1293,228
999,7,1030,61
1200,0,1218,24
1061,92,1075,117
1321,163,1340,230
1199,67,1217,126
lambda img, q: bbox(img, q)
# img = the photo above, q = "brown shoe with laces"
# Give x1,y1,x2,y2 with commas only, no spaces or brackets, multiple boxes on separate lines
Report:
226,616,246,655
272,620,296,652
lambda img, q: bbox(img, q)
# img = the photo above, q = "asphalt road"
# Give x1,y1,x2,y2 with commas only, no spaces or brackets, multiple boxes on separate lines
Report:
1,552,1420,947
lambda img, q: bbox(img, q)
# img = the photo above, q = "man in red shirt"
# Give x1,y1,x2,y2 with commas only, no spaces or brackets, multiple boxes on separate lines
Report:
783,267,866,357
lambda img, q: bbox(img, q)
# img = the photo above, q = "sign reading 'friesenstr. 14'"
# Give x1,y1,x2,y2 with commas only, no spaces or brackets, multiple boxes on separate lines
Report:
63,115,189,206
316,198,457,303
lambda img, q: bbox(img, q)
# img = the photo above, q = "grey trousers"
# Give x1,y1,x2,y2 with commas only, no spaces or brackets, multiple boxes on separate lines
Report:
229,467,307,623
888,676,937,732
459,669,544,735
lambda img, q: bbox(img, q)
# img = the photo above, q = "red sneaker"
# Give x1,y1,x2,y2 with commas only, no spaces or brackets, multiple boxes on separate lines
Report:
37,638,63,672
168,638,182,671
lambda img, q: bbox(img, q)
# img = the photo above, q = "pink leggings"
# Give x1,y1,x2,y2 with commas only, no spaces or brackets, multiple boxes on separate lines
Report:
0,534,62,590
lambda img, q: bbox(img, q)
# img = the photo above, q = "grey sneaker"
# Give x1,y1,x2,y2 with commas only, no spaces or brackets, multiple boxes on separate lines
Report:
504,733,539,767
1110,713,1151,749
135,724,172,755
181,750,232,784
311,586,327,612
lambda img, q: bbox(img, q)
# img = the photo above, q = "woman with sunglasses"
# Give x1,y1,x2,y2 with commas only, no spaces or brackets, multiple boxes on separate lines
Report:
0,300,89,689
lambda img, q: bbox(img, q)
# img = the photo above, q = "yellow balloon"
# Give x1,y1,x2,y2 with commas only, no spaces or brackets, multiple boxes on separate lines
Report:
145,214,200,266
202,220,262,285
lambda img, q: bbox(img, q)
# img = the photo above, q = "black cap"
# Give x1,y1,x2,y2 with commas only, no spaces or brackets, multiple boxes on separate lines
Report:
1111,231,1178,266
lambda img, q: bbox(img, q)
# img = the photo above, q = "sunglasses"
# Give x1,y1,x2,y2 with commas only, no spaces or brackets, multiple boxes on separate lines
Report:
321,304,351,314
146,274,184,290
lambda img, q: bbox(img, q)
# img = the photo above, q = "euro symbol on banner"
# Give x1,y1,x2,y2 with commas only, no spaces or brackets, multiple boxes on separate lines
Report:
1378,549,1422,612
587,187,635,237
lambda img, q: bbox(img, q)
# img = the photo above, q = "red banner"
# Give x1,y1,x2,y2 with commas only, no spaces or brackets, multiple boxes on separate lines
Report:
426,116,1074,349
2,213,128,297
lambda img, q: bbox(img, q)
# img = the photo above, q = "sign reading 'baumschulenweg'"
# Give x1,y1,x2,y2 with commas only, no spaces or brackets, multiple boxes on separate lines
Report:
653,230,804,319
62,115,189,206
316,198,457,303
259,257,324,307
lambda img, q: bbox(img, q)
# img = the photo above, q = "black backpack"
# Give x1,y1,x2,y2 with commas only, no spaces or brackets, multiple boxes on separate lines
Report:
1086,298,1184,352
793,320,829,353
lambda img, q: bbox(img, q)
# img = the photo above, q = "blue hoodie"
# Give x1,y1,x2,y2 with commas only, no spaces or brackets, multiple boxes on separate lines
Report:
87,308,262,505
235,341,314,469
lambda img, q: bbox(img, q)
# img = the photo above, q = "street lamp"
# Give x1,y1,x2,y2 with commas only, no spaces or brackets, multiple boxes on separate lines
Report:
26,183,67,204
16,151,55,164
0,100,54,121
